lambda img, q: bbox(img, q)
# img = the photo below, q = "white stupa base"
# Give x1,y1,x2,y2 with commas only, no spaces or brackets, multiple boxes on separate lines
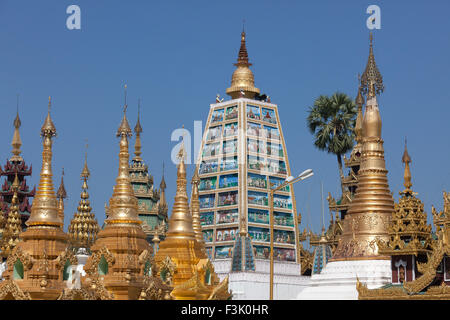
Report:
213,259,311,300
296,259,392,300
67,252,90,289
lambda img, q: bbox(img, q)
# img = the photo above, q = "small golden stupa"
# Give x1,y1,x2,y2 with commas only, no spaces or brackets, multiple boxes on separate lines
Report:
68,152,100,251
80,93,154,300
0,98,76,300
153,141,231,300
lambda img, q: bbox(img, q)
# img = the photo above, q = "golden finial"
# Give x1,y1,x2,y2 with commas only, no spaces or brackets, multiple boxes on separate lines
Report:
160,162,167,190
117,88,132,137
133,99,143,161
226,28,260,99
81,140,90,179
56,168,67,228
361,32,384,97
41,96,57,137
10,95,23,162
124,84,128,106
402,138,412,192
27,98,61,227
57,168,67,200
355,74,365,107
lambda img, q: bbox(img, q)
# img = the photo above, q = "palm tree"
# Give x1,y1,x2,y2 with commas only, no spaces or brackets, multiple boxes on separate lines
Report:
307,92,357,192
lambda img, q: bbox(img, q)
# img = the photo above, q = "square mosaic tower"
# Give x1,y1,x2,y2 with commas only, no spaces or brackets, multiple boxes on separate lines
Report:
197,100,300,265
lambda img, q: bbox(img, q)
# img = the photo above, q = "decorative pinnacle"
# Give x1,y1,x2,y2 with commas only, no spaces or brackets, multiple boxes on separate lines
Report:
401,138,413,192
134,99,143,134
41,96,57,137
14,94,21,128
361,32,384,97
133,99,143,161
355,74,365,106
236,30,251,66
81,141,90,179
160,162,166,190
12,173,20,191
191,166,200,185
57,168,67,199
11,96,23,162
402,138,412,164
117,87,132,137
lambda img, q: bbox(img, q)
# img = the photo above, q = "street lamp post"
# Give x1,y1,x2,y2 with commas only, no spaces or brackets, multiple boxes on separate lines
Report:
269,169,314,300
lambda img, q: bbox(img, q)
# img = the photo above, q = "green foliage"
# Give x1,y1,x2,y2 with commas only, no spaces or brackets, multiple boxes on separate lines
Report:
307,92,357,156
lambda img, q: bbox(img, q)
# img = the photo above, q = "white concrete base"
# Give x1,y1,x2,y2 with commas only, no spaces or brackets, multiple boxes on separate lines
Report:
213,259,311,300
0,261,6,281
67,253,89,289
296,259,392,300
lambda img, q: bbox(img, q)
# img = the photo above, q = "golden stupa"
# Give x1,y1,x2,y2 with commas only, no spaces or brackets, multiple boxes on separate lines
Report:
153,141,231,300
332,34,395,261
0,98,76,300
226,29,260,99
79,96,154,300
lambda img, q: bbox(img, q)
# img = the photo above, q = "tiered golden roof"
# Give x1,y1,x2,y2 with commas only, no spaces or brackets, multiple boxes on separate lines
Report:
358,191,450,299
0,174,22,258
68,154,99,251
332,34,395,261
377,142,434,256
153,142,230,300
0,98,75,300
226,30,260,99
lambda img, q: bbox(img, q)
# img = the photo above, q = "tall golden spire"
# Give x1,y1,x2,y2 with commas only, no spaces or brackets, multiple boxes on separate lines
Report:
0,174,22,258
332,36,394,261
80,86,153,300
154,140,230,299
26,97,62,227
133,99,143,161
191,167,206,248
158,163,168,215
10,95,23,162
56,168,67,227
226,29,260,99
68,151,99,250
165,141,196,239
104,87,141,225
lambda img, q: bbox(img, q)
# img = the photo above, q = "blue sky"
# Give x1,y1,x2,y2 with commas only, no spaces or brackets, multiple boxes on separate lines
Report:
0,1,449,239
